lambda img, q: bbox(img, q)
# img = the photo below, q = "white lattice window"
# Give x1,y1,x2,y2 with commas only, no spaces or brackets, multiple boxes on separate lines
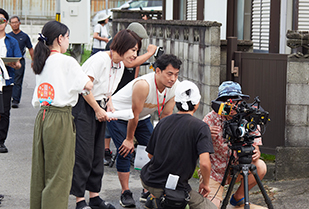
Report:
252,0,270,52
298,0,309,30
186,0,197,20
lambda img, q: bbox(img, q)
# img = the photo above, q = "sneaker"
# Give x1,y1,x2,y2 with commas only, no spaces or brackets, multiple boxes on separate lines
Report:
0,194,4,200
12,101,19,108
89,200,115,209
140,189,150,202
144,195,153,209
0,144,8,153
144,195,162,209
104,149,112,166
120,190,135,207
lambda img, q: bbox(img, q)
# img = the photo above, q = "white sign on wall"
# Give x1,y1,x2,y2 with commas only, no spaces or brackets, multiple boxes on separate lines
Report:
60,0,90,44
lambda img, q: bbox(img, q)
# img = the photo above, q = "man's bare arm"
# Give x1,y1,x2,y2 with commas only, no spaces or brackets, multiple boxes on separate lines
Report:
199,152,212,197
160,96,175,119
118,80,149,157
93,32,109,42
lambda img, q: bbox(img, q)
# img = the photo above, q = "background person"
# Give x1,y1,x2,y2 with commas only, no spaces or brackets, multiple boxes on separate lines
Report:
0,8,22,154
140,80,216,209
107,54,181,208
104,22,157,166
199,81,267,208
30,20,93,209
70,29,140,209
141,13,149,20
9,15,34,108
91,13,110,56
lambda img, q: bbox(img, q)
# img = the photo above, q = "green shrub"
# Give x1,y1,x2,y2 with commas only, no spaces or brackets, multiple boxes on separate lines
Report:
260,153,275,163
64,48,91,65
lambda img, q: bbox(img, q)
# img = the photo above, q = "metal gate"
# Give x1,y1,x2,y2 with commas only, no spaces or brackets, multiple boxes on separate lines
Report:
233,52,288,154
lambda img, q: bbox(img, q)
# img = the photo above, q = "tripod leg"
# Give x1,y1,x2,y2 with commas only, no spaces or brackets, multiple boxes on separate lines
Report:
241,165,250,209
221,168,239,209
249,165,274,209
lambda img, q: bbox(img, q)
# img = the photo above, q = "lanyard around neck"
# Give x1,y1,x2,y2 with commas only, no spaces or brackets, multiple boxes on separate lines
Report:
107,50,121,96
154,75,166,118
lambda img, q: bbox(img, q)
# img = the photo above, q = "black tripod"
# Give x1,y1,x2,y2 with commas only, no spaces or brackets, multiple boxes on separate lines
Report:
220,145,274,209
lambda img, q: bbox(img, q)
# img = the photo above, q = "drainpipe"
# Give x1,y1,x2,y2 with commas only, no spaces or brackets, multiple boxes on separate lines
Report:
292,0,298,54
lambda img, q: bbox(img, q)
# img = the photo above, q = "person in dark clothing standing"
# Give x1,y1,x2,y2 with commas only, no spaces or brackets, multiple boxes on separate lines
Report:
0,9,22,154
9,15,33,108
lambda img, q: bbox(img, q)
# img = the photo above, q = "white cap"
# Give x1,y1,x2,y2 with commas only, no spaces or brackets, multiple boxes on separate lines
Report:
175,80,201,111
97,13,111,23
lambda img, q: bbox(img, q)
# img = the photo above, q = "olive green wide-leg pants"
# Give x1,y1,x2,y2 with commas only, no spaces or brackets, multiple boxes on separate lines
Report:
30,106,75,209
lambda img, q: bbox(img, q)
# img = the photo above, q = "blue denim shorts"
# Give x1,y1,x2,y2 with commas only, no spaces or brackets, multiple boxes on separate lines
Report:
107,117,153,172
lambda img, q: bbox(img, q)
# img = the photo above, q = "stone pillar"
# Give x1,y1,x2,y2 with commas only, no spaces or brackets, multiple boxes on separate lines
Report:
275,58,309,180
286,59,309,146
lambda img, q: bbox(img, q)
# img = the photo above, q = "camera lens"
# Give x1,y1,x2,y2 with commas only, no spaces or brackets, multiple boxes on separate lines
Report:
246,121,257,132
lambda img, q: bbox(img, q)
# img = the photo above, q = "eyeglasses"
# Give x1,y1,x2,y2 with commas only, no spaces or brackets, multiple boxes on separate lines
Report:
10,21,19,25
0,18,7,25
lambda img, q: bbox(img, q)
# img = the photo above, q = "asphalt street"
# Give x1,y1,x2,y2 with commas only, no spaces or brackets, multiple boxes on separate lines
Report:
0,57,309,209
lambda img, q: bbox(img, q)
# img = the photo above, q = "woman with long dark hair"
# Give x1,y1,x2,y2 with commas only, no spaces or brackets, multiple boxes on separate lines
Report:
30,20,93,209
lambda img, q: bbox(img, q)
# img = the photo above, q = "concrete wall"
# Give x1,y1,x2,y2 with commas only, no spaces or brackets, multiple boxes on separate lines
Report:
275,58,309,180
112,19,222,120
285,58,309,147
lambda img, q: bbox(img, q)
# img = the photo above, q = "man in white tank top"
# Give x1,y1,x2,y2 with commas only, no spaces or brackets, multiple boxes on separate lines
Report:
107,54,182,208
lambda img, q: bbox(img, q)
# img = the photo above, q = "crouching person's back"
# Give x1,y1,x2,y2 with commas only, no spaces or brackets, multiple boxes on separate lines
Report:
140,80,217,209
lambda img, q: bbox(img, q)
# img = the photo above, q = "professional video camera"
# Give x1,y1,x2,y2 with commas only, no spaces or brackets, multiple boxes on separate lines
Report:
212,96,270,164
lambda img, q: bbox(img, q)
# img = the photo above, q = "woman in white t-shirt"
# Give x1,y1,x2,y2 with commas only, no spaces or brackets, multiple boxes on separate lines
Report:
30,20,93,209
70,29,141,209
91,13,110,55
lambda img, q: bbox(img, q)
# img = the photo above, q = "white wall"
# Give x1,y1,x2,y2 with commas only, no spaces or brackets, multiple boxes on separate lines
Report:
204,0,227,39
280,0,293,54
165,0,173,20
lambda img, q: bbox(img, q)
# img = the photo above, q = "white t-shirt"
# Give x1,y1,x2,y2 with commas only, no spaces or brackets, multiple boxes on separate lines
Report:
0,58,9,88
0,36,7,58
82,51,124,100
32,53,90,107
93,24,108,49
0,36,9,88
112,72,179,121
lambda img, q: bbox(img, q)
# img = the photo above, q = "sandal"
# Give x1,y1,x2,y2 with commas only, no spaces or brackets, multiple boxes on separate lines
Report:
230,194,245,206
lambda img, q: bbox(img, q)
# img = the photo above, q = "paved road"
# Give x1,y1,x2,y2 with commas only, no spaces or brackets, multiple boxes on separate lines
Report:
1,58,309,209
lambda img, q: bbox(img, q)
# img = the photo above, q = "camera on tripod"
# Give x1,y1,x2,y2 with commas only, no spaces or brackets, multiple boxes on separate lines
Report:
212,93,273,209
212,96,270,164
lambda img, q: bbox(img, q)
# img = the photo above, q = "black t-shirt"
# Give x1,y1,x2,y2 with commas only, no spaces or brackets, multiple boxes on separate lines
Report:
140,114,214,192
8,30,32,56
